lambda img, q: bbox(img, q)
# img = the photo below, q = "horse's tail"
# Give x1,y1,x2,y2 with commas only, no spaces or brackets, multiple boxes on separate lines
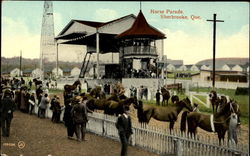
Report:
180,111,189,132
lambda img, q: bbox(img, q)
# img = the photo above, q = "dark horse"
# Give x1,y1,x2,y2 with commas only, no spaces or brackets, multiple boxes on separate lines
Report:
209,90,229,114
106,96,137,116
180,99,240,145
33,78,43,88
89,86,106,99
134,97,193,132
64,80,81,94
161,87,170,106
86,96,137,116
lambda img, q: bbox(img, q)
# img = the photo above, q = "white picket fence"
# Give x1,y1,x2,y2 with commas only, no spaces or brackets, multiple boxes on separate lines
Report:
85,112,249,156
31,103,248,156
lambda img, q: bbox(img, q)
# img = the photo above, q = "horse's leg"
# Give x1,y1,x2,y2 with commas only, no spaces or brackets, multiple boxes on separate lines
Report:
169,121,175,134
212,104,215,114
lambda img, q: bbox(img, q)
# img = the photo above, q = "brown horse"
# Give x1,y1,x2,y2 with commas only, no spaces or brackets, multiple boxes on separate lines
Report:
180,99,240,145
171,95,179,104
134,97,193,132
89,86,106,99
106,97,137,116
161,87,170,106
64,80,81,93
106,93,127,102
209,90,229,114
86,96,137,116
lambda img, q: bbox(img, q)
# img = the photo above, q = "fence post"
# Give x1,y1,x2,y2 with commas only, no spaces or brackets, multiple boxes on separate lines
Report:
206,94,210,108
131,128,136,146
174,138,183,156
189,92,193,105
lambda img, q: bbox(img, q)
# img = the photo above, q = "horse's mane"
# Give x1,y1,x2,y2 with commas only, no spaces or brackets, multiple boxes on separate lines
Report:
216,100,238,117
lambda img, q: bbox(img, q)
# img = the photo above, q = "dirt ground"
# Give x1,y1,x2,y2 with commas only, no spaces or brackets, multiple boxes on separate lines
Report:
1,111,159,156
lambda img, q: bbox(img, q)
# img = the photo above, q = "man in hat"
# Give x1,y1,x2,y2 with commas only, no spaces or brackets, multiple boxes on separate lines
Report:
71,96,88,142
115,106,133,156
156,89,161,106
0,89,16,137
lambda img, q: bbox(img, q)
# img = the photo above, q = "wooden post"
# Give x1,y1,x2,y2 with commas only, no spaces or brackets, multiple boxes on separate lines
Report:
20,50,22,77
207,14,224,89
96,28,100,79
56,42,59,77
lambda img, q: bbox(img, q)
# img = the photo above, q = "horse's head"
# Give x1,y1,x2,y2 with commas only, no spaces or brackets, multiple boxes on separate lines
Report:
133,99,142,109
182,97,193,111
209,90,217,101
75,80,81,86
171,95,179,104
217,99,240,123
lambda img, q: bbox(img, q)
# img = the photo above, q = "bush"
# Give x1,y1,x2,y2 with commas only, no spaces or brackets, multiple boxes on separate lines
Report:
235,87,249,95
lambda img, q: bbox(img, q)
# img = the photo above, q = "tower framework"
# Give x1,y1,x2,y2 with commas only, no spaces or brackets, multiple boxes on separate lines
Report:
40,1,56,79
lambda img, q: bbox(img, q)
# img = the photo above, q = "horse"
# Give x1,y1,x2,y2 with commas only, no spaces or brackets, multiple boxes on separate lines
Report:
180,99,240,145
89,86,106,99
107,93,127,102
64,80,81,94
33,78,43,88
86,96,137,116
171,95,179,104
134,97,193,132
161,87,170,106
105,97,137,116
209,90,229,114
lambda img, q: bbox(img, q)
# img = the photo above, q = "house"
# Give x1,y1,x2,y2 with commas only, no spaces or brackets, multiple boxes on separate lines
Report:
191,70,247,82
187,65,200,72
232,64,243,72
200,65,210,70
71,67,81,77
32,68,43,78
10,68,22,77
52,67,63,77
176,65,187,71
221,64,231,71
166,64,175,71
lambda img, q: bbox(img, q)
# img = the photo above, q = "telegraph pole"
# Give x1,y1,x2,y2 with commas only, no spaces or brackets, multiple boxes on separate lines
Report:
20,50,22,77
207,14,224,89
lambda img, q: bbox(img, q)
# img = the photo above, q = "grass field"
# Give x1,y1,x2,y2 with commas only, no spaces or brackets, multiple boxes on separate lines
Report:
141,87,249,125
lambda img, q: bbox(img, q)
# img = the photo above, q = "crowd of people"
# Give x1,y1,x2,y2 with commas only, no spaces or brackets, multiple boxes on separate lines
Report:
0,76,136,155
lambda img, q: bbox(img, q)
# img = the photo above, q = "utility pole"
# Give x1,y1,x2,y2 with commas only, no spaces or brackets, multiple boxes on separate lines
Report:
20,50,22,77
207,14,224,89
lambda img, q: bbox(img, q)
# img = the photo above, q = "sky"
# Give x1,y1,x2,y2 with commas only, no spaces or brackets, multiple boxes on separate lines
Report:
1,1,249,64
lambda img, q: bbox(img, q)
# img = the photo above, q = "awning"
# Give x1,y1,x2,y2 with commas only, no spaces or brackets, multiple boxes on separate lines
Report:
55,32,87,40
123,54,158,59
58,33,120,54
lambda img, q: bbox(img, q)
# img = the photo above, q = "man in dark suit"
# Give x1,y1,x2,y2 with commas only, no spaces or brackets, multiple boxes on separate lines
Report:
71,96,88,142
156,89,161,105
115,106,133,156
0,89,16,137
